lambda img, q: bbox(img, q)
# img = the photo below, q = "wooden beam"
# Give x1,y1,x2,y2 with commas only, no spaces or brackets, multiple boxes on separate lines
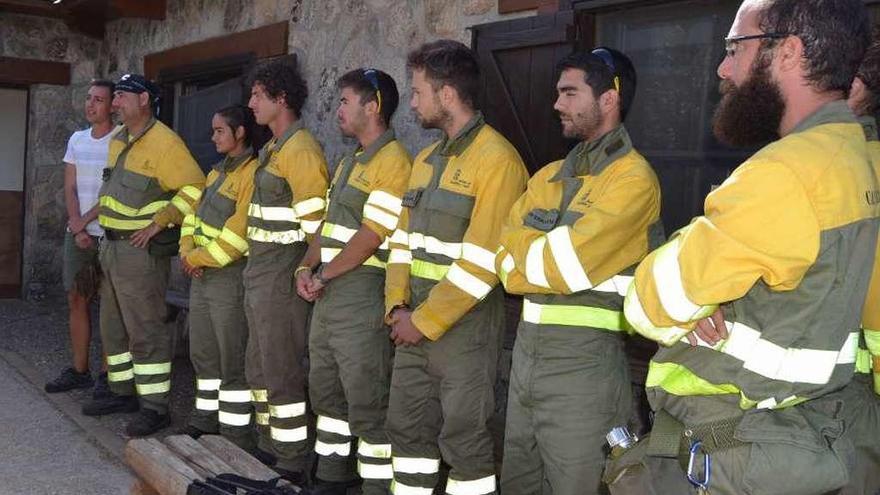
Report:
0,0,64,17
144,21,288,80
499,0,539,14
0,57,70,85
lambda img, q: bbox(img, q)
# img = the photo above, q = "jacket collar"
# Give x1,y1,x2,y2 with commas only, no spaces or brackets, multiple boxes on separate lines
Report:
354,128,396,164
214,147,254,173
858,115,879,142
790,100,858,135
551,125,633,181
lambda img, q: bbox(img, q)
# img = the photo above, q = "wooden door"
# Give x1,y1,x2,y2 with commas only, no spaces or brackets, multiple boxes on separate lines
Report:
0,87,27,298
176,78,244,172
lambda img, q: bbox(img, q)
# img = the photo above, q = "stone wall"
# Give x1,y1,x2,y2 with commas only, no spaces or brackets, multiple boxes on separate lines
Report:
2,0,535,297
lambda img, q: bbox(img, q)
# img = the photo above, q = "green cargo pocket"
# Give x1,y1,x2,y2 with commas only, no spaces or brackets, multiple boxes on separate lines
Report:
426,188,474,241
736,404,852,495
118,169,156,207
200,193,236,227
148,227,181,257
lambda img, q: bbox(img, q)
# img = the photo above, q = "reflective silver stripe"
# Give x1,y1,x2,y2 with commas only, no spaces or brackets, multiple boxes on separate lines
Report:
547,226,591,292
269,402,306,418
525,237,551,288
391,481,435,495
390,229,409,245
315,440,351,456
409,232,462,259
248,203,297,222
196,398,219,411
591,275,633,296
322,222,358,243
218,411,251,426
255,412,270,425
389,248,412,264
367,190,403,215
462,243,496,274
358,460,394,479
247,226,305,244
653,238,711,321
445,475,496,495
251,389,268,402
317,415,351,436
108,369,134,382
358,440,392,459
392,456,440,474
197,378,222,391
293,197,326,217
218,389,252,403
107,352,132,366
271,425,308,442
136,381,171,395
364,204,399,230
446,263,491,299
133,362,171,375
301,219,322,234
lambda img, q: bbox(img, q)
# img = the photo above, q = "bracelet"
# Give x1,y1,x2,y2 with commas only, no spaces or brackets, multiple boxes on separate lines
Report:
314,264,330,286
294,266,312,276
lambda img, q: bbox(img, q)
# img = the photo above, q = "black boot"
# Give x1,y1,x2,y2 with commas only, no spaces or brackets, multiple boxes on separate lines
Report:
45,367,93,393
125,409,171,437
307,479,361,495
92,372,112,400
81,393,139,416
181,424,218,439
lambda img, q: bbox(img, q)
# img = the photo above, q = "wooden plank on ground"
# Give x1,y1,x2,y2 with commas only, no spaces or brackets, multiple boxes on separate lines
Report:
130,478,160,495
165,435,236,478
198,435,282,482
125,438,201,495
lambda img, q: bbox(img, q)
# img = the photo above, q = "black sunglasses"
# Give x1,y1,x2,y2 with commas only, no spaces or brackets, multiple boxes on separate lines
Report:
591,48,620,92
724,32,790,54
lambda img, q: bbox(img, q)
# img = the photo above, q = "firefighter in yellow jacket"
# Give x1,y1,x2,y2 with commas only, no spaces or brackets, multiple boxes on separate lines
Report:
82,74,206,437
618,1,877,494
180,105,260,450
294,69,411,495
384,40,529,495
497,48,662,495
839,34,880,495
244,60,329,482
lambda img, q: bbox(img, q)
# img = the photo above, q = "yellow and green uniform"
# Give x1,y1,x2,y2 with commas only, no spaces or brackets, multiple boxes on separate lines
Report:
243,121,329,472
497,125,662,495
309,129,411,494
180,149,257,449
623,101,880,494
98,118,205,414
384,113,528,495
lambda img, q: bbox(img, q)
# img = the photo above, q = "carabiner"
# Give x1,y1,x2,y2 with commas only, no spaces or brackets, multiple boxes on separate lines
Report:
686,440,711,491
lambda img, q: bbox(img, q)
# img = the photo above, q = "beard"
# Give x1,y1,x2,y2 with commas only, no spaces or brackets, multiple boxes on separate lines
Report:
417,93,453,130
712,53,785,147
561,100,601,140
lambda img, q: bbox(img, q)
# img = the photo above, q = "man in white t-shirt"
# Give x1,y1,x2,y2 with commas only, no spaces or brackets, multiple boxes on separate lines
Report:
45,80,116,396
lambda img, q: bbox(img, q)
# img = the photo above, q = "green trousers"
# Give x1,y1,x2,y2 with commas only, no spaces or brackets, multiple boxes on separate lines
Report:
309,268,393,494
188,260,253,450
501,322,631,495
244,241,312,472
386,288,504,495
836,374,880,495
99,239,173,413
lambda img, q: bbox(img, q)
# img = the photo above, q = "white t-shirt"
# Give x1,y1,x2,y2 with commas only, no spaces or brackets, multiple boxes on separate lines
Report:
63,127,112,237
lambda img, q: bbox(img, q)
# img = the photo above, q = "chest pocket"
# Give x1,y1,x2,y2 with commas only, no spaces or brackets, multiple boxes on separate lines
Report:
426,188,474,241
333,185,368,224
118,169,155,207
201,193,236,227
255,167,289,204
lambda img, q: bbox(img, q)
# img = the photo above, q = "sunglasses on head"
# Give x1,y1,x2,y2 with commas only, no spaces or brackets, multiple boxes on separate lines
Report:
363,69,383,114
591,48,620,92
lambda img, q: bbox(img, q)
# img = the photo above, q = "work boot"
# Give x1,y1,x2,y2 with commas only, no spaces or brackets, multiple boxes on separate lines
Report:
181,424,218,439
92,372,112,400
125,409,171,437
250,447,277,466
81,393,139,416
307,479,361,494
45,367,93,393
274,467,307,487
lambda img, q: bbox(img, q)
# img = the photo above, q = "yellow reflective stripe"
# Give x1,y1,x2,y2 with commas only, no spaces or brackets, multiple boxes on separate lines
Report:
864,328,880,354
364,204,399,230
462,243,496,274
293,197,326,217
133,362,171,375
179,185,202,202
199,222,222,238
251,389,268,402
525,237,551,289
194,234,212,247
99,215,152,231
653,238,714,322
856,347,872,374
408,232,461,259
446,475,496,495
410,259,450,281
196,398,219,411
623,283,694,346
391,481,434,495
218,389,252,403
218,411,252,426
246,226,305,244
108,369,134,382
255,412,270,425
182,213,197,229
358,460,393,480
248,203,297,222
136,380,171,395
389,248,412,265
392,456,440,474
498,251,514,288
180,226,195,236
367,190,403,215
219,227,248,253
271,425,308,442
269,402,306,418
317,415,351,436
547,226,591,292
171,196,194,215
358,439,392,459
322,222,357,243
446,263,492,299
197,378,221,391
522,299,627,331
315,440,351,456
107,352,132,366
207,242,234,266
99,196,168,217
646,360,741,396
321,247,386,269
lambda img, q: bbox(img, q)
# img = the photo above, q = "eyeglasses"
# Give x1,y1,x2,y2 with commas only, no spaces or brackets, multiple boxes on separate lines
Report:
724,33,790,55
363,69,383,114
591,48,620,93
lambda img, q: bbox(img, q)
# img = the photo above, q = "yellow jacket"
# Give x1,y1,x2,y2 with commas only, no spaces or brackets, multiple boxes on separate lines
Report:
99,119,205,231
180,150,257,268
385,113,528,340
858,116,880,394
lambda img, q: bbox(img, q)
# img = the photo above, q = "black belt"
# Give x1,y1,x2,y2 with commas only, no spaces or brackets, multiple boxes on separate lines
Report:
103,229,134,241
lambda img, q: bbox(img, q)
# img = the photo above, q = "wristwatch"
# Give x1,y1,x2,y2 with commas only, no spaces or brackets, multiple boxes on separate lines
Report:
314,265,330,286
